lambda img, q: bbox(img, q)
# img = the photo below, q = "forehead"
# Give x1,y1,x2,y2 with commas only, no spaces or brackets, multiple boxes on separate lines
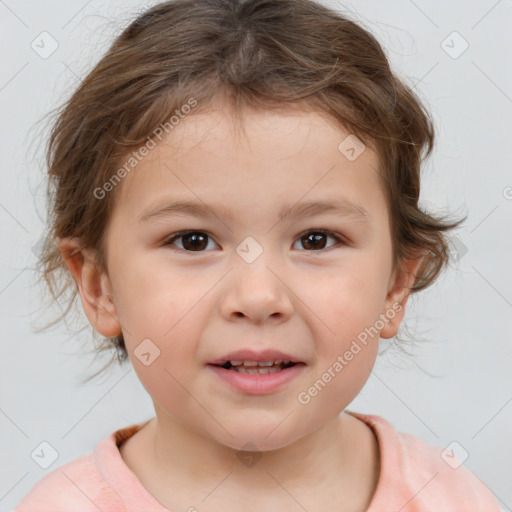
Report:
114,104,386,224
143,104,376,162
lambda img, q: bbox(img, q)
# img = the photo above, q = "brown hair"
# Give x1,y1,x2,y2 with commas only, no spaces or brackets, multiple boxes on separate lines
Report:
35,0,466,381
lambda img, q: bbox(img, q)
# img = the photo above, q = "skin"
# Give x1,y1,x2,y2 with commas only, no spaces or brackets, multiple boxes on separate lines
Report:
59,100,423,512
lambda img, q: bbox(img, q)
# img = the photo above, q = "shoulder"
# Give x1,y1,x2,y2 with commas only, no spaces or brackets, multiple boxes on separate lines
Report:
394,428,498,506
348,411,503,512
15,450,123,512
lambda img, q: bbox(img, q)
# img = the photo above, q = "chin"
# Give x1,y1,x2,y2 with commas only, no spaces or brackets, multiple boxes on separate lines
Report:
211,418,306,453
219,435,299,454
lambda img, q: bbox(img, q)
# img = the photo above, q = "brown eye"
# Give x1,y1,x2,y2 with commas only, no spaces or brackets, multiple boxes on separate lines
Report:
165,231,217,252
294,230,344,251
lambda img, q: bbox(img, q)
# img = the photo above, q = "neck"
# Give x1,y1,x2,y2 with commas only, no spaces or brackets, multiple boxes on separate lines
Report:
130,409,380,510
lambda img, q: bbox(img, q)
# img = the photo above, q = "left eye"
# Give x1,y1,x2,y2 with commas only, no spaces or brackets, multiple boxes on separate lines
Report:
293,230,345,251
163,230,346,253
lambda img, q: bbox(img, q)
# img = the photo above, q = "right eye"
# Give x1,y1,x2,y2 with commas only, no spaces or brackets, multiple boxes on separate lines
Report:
163,231,219,252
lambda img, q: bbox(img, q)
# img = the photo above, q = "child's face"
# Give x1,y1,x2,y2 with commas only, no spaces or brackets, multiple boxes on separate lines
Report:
74,102,417,451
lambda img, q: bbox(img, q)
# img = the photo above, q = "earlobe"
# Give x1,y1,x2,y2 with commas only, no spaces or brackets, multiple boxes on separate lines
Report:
58,237,122,338
380,255,424,339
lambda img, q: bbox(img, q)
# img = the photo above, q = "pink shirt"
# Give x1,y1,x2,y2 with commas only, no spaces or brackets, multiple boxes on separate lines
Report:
16,411,502,511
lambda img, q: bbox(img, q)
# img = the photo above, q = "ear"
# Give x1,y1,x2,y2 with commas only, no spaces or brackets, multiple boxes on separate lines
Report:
379,254,424,339
58,237,122,338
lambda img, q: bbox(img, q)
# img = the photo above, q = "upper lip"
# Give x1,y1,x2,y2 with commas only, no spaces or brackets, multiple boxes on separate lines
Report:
208,349,304,366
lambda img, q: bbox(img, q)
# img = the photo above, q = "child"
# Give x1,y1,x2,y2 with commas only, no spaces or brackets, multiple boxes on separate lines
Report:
17,0,502,510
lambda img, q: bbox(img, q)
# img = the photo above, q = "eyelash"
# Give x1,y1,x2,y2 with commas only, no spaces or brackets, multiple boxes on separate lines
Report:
162,229,348,253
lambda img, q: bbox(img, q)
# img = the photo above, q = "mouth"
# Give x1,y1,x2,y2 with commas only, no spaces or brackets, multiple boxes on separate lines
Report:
207,357,306,394
213,360,301,374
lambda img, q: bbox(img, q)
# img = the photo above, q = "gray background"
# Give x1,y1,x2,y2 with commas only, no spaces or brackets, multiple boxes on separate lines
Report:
1,0,511,510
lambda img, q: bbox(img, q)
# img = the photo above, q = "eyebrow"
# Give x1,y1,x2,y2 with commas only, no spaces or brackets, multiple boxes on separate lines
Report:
138,198,370,224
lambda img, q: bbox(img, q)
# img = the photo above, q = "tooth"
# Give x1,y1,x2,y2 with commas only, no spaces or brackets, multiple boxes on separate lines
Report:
258,367,281,374
234,366,284,374
227,360,291,372
238,367,259,374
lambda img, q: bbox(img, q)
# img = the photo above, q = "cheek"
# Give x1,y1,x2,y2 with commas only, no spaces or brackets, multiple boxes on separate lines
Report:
307,260,391,354
110,250,204,337
108,257,213,401
295,335,378,422
123,305,208,412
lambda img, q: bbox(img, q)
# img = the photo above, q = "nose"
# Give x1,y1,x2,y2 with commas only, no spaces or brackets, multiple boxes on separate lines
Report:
220,257,294,324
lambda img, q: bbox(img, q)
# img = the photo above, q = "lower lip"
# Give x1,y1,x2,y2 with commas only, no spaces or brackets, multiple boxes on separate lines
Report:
207,364,305,395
